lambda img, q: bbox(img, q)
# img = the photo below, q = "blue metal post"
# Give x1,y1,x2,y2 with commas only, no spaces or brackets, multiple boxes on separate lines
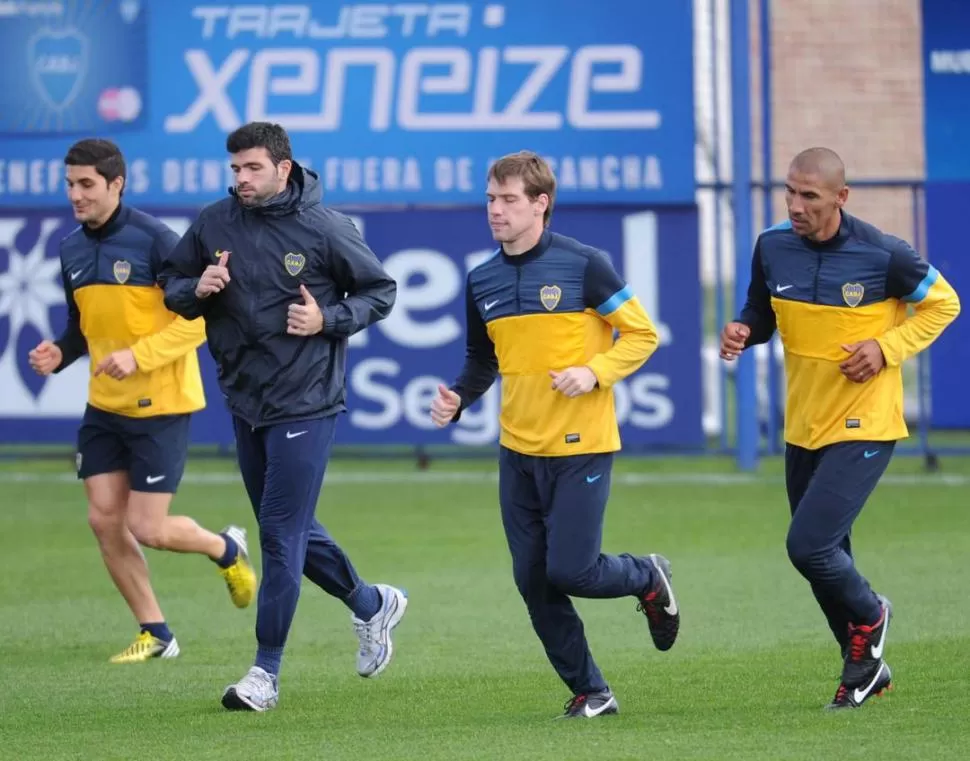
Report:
711,0,728,452
731,0,758,470
913,185,933,460
760,0,781,455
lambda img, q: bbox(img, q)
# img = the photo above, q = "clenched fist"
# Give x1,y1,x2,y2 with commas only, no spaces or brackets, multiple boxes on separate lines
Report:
28,340,63,376
839,340,886,383
549,367,598,398
719,322,751,361
95,349,138,380
430,384,461,427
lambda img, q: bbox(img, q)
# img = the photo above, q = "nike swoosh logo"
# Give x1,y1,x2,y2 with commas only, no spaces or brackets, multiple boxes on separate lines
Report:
870,607,890,659
581,697,616,717
286,430,308,439
585,474,602,484
146,475,166,484
70,269,83,280
652,559,678,616
483,299,499,311
853,664,887,705
864,450,879,459
776,284,794,292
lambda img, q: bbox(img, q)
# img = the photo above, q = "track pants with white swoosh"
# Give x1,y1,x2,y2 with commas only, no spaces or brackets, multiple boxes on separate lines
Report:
233,414,371,653
498,447,655,696
784,440,895,647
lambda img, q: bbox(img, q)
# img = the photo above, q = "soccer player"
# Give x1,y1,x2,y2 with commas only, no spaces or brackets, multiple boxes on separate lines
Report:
27,138,258,664
429,151,681,719
158,122,407,713
720,147,961,709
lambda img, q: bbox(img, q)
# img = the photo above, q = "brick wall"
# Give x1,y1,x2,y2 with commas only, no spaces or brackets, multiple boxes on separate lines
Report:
749,0,925,244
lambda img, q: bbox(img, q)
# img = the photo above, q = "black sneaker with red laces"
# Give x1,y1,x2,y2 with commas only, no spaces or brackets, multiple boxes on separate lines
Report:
841,596,892,689
560,689,619,719
827,661,892,710
636,553,680,651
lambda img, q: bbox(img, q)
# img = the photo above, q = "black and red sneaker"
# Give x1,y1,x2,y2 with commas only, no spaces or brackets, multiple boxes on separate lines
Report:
636,554,680,651
826,661,892,710
560,689,619,719
841,596,892,689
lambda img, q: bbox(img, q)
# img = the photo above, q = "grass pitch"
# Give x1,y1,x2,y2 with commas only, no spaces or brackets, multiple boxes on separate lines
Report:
1,453,967,760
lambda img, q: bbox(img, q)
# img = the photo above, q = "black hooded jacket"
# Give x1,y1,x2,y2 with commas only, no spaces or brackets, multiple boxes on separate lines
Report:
159,163,396,427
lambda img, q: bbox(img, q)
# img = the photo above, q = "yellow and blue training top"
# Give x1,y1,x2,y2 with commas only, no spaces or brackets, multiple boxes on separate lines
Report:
739,212,961,450
54,205,206,418
451,230,659,456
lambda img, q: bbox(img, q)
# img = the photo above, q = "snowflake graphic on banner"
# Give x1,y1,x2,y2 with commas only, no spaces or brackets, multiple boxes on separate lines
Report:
0,215,73,400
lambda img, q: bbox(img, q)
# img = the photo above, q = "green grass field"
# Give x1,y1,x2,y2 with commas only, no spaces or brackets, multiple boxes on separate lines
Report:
1,454,968,760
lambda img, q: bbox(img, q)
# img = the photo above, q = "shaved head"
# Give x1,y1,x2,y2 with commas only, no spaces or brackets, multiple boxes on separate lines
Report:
789,147,846,191
784,148,850,241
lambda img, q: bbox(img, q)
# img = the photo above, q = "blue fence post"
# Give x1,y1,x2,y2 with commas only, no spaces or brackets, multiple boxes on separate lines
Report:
710,0,729,453
731,0,758,471
760,0,781,455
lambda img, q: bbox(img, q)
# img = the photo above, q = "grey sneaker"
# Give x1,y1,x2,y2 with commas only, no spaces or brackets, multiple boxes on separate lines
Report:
352,584,408,678
221,666,279,712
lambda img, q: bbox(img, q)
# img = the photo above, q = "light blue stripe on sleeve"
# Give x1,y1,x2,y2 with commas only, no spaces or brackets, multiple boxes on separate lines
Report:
763,219,792,233
597,284,633,316
903,265,939,303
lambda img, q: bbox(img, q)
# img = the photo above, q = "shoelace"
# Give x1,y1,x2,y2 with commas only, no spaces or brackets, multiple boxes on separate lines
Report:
847,623,874,661
353,619,378,653
564,694,587,712
636,590,661,621
224,564,243,595
240,670,274,695
833,684,849,704
118,631,154,658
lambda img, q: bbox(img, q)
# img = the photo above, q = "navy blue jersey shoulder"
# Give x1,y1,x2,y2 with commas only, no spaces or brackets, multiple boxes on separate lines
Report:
467,231,625,325
158,163,396,428
59,205,179,290
755,212,928,309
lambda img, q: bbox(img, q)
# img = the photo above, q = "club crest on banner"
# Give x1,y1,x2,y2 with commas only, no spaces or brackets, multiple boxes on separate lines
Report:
27,27,89,111
841,282,864,307
540,285,561,311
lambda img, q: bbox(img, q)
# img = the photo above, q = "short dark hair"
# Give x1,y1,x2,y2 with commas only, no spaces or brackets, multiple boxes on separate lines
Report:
64,138,126,194
226,122,293,165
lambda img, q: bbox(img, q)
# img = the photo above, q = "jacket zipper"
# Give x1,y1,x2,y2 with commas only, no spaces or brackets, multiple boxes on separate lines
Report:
812,250,821,302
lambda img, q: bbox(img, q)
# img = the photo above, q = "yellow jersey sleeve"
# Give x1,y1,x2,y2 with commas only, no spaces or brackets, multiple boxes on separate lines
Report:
875,243,961,368
130,313,207,373
582,250,659,388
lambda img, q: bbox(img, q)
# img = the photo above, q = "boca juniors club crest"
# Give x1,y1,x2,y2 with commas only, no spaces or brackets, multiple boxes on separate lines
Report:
28,27,89,111
841,282,864,308
540,285,561,311
284,252,306,276
113,260,131,284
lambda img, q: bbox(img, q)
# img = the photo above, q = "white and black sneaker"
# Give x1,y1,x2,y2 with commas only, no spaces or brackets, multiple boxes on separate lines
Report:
841,596,892,690
560,689,619,719
222,666,279,712
636,554,680,651
827,661,892,710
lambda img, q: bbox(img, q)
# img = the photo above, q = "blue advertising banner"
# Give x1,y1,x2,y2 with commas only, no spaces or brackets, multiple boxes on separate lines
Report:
0,1,696,207
922,0,970,182
0,206,703,449
922,0,970,428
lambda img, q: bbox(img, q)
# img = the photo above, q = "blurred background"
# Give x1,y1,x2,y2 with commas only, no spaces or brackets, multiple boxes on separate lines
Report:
0,0,967,469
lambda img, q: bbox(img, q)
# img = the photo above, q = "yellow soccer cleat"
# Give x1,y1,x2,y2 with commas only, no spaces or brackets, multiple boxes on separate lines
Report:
219,525,257,609
109,630,180,664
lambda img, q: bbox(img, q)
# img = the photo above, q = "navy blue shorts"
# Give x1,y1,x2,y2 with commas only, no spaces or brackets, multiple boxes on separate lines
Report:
76,405,190,494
